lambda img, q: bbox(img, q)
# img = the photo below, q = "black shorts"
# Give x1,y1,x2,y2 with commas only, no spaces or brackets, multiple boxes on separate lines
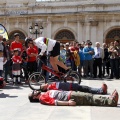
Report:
50,42,60,57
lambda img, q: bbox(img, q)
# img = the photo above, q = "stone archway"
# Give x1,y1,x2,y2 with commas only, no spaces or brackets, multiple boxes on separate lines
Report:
105,28,120,44
54,29,75,43
8,30,26,44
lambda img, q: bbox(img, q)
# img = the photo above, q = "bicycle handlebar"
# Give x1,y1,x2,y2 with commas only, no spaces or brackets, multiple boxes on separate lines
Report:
37,52,51,65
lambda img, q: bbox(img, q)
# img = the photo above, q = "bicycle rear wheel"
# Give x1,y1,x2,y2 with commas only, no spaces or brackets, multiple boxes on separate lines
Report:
28,72,46,91
66,71,81,84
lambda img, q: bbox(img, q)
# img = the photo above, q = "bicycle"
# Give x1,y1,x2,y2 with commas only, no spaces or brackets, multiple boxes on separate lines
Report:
28,54,81,91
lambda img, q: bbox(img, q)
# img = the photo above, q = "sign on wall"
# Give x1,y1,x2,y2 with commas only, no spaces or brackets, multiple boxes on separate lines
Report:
0,24,8,40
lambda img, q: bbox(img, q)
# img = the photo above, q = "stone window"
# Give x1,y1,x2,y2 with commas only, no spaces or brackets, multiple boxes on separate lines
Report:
55,30,75,40
106,29,120,40
9,30,26,40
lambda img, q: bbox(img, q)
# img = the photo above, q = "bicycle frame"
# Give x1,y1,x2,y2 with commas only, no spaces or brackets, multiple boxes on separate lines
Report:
41,64,64,78
38,57,65,79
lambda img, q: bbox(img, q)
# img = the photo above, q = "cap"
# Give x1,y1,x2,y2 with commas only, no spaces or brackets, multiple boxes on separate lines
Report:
13,48,19,52
65,43,69,46
14,33,20,37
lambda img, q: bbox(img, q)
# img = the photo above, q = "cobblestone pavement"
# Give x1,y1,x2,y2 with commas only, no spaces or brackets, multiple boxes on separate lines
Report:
0,78,120,120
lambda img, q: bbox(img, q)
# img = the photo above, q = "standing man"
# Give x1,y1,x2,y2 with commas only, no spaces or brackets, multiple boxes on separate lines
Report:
108,40,120,79
10,33,23,56
3,38,12,83
83,41,94,78
93,42,104,78
78,42,85,76
102,43,110,77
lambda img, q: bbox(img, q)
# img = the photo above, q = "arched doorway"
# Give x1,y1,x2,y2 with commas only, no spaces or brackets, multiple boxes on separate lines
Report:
9,30,26,44
105,28,120,44
54,29,75,43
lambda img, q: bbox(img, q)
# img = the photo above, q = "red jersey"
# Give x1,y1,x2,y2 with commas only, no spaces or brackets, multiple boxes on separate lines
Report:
39,90,71,105
10,41,23,52
12,55,22,63
33,45,38,53
27,47,38,62
47,82,58,90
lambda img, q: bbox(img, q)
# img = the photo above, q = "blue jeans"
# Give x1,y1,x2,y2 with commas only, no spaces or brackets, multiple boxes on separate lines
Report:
77,85,103,94
78,60,85,76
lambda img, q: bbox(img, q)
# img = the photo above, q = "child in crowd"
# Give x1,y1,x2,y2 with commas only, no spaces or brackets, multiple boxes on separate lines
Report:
12,49,22,85
21,44,28,83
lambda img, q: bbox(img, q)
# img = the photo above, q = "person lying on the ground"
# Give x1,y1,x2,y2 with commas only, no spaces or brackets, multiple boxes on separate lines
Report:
40,82,107,94
0,77,6,89
28,89,119,107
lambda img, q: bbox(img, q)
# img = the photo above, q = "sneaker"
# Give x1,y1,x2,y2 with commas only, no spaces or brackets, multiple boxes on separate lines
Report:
4,79,9,83
109,90,119,106
13,82,16,86
17,82,23,85
102,83,107,94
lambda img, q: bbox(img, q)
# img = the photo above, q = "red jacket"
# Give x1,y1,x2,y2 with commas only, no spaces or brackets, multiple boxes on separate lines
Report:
39,90,71,105
10,41,23,52
12,55,22,63
27,47,38,62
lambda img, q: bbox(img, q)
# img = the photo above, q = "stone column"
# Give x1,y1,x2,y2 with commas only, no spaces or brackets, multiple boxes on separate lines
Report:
91,26,97,46
98,22,104,45
28,18,32,38
6,18,9,31
90,21,98,46
47,17,52,38
85,22,91,41
77,20,83,43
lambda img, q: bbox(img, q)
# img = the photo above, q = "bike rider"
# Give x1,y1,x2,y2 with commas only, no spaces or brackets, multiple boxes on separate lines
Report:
33,37,71,75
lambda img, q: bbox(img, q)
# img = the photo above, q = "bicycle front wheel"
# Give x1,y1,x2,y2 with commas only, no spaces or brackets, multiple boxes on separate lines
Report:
66,71,81,84
28,72,46,91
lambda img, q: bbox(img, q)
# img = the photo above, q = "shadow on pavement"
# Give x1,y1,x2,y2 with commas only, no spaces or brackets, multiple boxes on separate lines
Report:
4,85,23,90
0,93,18,98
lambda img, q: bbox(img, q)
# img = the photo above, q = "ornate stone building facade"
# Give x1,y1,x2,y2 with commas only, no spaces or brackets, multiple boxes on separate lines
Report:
0,0,120,45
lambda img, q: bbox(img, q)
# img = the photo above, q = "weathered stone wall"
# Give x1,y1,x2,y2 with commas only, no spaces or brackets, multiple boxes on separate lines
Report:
0,0,120,44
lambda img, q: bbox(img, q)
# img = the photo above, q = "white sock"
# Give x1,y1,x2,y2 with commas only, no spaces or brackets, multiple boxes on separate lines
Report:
18,77,20,82
13,77,16,83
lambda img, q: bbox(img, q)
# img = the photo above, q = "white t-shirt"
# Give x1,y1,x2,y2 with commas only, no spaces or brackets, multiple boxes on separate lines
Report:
34,37,56,55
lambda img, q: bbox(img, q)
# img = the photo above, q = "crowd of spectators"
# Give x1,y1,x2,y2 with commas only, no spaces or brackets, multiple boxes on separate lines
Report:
59,39,120,80
0,33,120,87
